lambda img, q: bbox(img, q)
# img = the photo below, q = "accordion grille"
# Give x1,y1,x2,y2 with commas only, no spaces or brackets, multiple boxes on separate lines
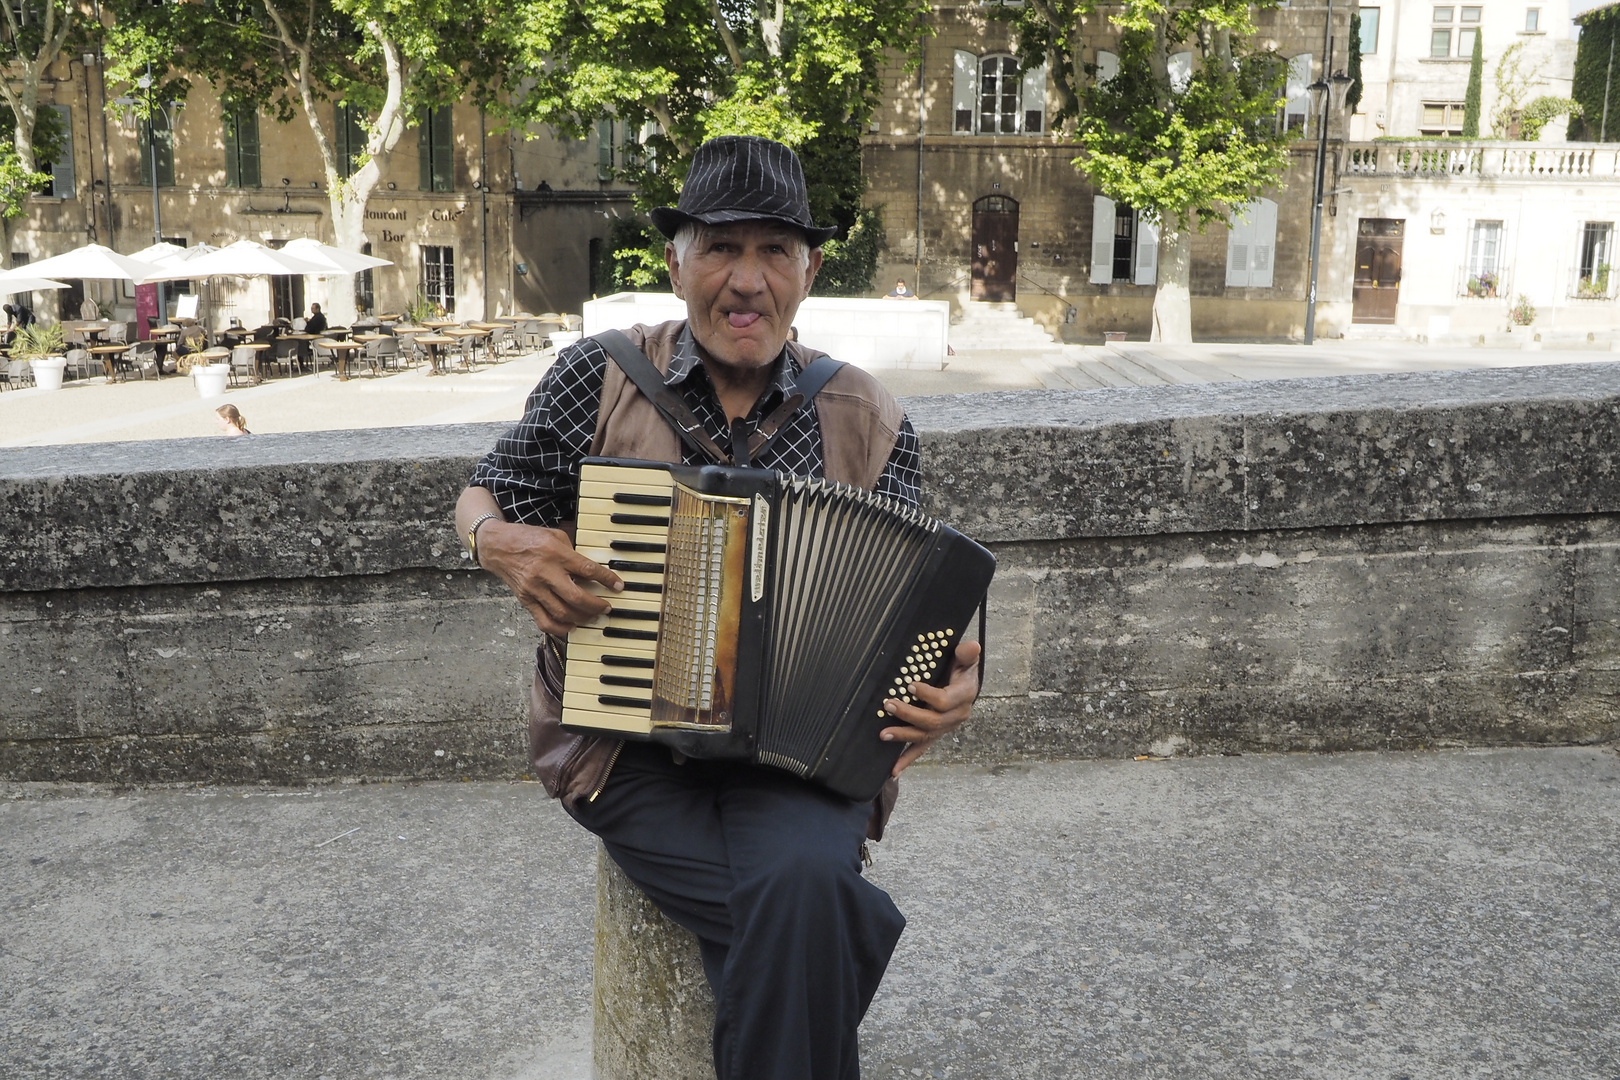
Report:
654,485,731,712
760,478,939,774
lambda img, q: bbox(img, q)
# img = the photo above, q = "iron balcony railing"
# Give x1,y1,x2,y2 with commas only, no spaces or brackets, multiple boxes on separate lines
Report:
1346,141,1620,180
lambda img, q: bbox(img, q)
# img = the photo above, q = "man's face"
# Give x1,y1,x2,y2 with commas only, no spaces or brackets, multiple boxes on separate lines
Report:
666,221,822,374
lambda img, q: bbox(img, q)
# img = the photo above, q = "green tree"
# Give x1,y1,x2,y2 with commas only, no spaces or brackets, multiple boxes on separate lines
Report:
1347,11,1363,116
1007,0,1295,343
1570,5,1619,141
0,0,95,266
510,0,926,296
104,0,517,318
1462,29,1483,138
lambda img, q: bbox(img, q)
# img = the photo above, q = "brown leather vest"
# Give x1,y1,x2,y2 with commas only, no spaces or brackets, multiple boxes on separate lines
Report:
528,320,905,836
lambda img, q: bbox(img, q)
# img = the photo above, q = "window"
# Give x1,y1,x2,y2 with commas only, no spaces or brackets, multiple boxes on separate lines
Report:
1359,7,1381,54
1095,49,1120,85
138,109,174,187
1089,194,1158,286
1433,6,1453,22
355,241,375,314
1283,54,1312,133
335,103,367,179
953,52,1045,135
1579,222,1613,281
1525,8,1541,31
979,55,1021,134
43,103,72,198
1226,198,1278,288
223,104,260,188
596,119,616,180
422,245,454,313
1459,6,1481,22
1420,101,1466,134
1431,28,1453,57
1168,51,1193,94
1458,26,1478,56
418,106,453,192
1467,221,1503,295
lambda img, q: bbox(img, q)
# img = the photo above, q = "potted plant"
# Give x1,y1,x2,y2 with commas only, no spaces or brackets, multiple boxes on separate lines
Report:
11,322,67,391
1577,264,1610,299
1509,294,1537,327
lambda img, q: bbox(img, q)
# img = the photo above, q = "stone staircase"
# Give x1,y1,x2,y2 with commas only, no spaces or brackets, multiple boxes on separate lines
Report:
1021,342,1244,389
948,300,1066,354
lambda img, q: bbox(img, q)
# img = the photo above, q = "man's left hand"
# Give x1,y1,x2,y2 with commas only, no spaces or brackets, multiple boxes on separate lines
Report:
879,639,983,776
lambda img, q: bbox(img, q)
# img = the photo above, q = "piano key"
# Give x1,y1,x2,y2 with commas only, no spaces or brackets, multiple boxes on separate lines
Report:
559,703,652,735
577,512,669,538
613,492,673,507
563,688,652,720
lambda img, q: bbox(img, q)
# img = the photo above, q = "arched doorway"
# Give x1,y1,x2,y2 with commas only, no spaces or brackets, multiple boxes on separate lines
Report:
971,194,1019,301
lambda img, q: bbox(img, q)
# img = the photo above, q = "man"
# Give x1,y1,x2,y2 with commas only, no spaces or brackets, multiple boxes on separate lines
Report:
456,136,979,1079
303,303,328,335
883,278,918,300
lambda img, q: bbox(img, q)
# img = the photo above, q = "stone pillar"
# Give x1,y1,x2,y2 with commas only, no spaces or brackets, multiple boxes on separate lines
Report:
593,847,717,1080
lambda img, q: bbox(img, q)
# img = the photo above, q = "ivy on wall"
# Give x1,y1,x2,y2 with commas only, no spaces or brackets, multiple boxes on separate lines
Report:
1570,6,1620,141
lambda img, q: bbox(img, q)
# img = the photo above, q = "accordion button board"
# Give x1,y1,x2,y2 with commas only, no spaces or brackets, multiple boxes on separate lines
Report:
562,457,997,802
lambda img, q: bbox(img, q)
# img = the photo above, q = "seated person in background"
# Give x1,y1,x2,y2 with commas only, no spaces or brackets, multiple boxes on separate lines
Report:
884,278,918,300
303,303,328,335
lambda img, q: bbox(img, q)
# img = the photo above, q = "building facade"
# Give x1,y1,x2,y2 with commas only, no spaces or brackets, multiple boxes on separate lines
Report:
1350,0,1579,140
9,57,632,327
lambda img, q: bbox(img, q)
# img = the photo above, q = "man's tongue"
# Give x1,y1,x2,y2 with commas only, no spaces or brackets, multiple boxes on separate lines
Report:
728,311,761,329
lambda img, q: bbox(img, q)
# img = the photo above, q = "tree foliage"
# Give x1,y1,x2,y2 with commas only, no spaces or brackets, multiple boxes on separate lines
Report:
1347,11,1363,116
1489,40,1544,138
1519,96,1581,142
511,0,928,296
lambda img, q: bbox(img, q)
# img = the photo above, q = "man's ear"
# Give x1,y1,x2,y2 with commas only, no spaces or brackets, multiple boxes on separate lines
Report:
665,243,685,300
803,247,824,296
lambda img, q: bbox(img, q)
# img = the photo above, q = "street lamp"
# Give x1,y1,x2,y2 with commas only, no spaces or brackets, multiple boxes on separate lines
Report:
138,67,171,324
1303,35,1355,345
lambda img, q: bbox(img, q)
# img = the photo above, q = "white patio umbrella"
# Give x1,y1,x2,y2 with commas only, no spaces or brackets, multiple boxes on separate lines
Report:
21,243,162,282
127,241,219,269
139,240,331,284
0,273,70,294
280,238,392,275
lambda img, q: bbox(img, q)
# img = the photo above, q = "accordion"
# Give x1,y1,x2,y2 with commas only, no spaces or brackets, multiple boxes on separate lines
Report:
561,457,997,801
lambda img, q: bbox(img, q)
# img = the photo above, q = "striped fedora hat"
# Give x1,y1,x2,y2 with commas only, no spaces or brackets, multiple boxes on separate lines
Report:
650,136,838,246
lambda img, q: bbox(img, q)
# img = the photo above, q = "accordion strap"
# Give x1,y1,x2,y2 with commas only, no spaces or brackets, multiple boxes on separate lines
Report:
595,329,847,468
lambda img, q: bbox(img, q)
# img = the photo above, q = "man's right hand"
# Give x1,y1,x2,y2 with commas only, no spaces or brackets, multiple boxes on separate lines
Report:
475,520,624,636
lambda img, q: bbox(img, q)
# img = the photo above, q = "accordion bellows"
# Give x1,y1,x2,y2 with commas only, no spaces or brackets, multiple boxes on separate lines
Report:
562,458,997,801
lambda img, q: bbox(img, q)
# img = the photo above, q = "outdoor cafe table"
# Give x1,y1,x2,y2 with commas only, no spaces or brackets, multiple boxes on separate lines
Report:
321,339,366,380
88,343,132,382
149,327,181,375
62,320,113,347
413,334,458,375
445,326,492,366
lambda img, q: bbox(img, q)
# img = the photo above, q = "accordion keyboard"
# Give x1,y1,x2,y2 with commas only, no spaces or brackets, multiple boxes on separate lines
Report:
563,464,678,735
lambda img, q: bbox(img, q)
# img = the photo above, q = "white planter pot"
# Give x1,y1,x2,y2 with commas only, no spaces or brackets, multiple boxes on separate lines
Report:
549,330,583,349
192,362,231,398
29,355,67,392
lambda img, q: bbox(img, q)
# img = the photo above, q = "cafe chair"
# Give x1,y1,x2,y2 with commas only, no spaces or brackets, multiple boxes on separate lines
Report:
0,358,31,389
271,337,302,377
129,342,158,381
64,348,94,382
228,345,260,387
105,322,128,345
363,334,399,375
79,299,100,320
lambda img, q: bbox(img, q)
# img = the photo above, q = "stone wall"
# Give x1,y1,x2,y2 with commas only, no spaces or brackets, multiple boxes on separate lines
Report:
4,364,1618,783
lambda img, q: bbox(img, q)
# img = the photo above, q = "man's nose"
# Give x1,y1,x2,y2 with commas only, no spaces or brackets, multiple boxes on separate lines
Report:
727,252,767,294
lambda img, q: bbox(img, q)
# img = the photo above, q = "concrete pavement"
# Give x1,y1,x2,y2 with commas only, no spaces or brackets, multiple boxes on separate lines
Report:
5,339,1620,447
5,746,1617,1079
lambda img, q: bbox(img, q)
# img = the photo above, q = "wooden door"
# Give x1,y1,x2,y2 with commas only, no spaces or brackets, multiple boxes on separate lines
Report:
971,195,1019,301
1352,218,1404,324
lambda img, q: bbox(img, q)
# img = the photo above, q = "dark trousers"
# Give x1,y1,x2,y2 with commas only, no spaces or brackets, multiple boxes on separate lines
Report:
568,741,906,1080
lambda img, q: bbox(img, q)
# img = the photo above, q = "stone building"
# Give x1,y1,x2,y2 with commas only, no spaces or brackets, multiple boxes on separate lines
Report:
861,0,1355,342
9,56,632,326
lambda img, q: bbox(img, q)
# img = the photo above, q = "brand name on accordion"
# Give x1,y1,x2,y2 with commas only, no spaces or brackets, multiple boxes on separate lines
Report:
750,494,769,602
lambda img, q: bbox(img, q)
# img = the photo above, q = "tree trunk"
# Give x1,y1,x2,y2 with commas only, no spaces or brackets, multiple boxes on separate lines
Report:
1150,220,1193,344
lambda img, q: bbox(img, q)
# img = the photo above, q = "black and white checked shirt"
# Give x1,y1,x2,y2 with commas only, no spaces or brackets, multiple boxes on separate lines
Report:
471,325,920,527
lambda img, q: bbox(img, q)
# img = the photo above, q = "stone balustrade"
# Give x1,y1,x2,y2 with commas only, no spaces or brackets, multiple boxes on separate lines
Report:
1344,140,1620,180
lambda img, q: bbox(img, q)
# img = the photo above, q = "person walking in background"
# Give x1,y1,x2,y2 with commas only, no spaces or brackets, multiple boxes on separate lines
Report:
215,404,250,436
3,302,35,346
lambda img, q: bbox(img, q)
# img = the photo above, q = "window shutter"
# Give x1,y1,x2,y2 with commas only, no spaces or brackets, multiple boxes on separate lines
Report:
1226,209,1251,287
1091,195,1115,285
596,118,614,180
239,109,261,188
1251,198,1277,288
1020,62,1048,133
336,106,352,179
1096,50,1120,85
47,104,72,197
1168,51,1193,94
419,109,434,190
224,108,240,188
953,51,976,133
432,106,453,192
1134,214,1159,286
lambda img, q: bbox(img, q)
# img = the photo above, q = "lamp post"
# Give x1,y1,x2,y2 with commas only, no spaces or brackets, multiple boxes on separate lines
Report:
1303,38,1354,345
137,68,168,323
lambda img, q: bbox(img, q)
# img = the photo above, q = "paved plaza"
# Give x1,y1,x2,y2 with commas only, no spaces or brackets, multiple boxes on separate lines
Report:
4,747,1617,1079
3,339,1618,448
